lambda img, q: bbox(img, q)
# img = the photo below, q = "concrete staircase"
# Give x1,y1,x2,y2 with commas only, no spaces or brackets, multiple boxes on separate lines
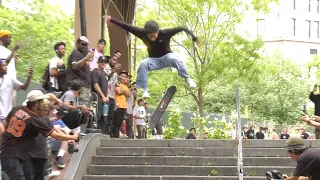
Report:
82,139,300,180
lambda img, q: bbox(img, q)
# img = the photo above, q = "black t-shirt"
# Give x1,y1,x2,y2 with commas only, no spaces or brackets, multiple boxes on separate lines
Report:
91,68,108,99
280,134,290,139
310,92,320,116
185,133,196,139
246,130,255,139
67,49,91,88
293,148,320,180
1,106,54,160
256,132,264,139
300,132,309,139
110,18,197,58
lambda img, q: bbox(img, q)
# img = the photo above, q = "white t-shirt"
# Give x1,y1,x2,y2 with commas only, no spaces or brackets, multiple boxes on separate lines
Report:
126,94,134,114
89,50,103,70
0,45,16,79
133,106,146,126
0,75,22,120
49,56,64,89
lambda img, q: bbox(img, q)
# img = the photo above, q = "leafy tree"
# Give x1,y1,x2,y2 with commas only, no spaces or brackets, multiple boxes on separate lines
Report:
150,0,278,118
0,0,74,81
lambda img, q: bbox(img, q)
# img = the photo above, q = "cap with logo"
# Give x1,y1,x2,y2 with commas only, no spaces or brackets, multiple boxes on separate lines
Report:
286,136,305,150
98,56,108,63
98,39,106,45
79,36,89,44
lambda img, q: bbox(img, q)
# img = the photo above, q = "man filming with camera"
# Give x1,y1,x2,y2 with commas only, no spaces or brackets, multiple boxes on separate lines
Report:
282,134,320,180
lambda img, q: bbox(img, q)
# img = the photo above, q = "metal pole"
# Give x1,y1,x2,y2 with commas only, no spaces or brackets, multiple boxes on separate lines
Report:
236,85,243,180
79,0,87,37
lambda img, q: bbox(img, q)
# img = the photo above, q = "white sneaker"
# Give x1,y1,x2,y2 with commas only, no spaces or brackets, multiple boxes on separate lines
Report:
44,171,60,180
142,90,150,98
186,78,197,88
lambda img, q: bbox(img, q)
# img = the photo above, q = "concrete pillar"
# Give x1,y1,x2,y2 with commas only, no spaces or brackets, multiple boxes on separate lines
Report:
74,0,131,73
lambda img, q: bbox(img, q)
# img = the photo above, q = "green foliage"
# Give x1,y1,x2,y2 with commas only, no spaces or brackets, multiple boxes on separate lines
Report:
0,0,74,81
210,169,219,176
163,110,187,139
192,114,231,139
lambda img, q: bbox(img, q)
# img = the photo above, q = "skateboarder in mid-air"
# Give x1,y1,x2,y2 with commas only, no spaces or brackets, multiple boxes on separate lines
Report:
104,16,199,98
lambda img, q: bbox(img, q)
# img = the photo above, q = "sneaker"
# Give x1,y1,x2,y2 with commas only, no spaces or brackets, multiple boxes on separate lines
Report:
185,78,197,88
142,90,150,98
56,156,65,169
44,171,60,180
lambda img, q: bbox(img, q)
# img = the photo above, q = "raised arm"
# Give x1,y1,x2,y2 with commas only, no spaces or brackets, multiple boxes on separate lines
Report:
163,27,199,42
104,16,145,38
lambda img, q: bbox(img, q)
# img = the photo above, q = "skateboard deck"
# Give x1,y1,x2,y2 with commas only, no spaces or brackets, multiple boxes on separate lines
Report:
149,86,177,130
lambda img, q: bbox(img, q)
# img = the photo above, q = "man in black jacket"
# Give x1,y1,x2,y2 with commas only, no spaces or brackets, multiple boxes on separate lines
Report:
104,16,199,98
309,84,320,139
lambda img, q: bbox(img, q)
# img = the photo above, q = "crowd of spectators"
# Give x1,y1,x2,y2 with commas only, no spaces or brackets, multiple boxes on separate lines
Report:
0,30,151,180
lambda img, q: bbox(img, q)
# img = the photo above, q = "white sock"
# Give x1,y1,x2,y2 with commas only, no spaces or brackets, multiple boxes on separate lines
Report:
74,126,81,133
57,149,65,157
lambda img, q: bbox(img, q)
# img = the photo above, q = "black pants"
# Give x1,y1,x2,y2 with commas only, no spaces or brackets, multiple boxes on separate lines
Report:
23,158,47,180
112,108,126,138
106,98,115,135
2,157,46,180
97,115,108,134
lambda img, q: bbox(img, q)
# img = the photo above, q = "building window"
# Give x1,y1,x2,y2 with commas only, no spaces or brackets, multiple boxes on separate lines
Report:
309,0,311,12
306,20,311,37
317,0,320,13
293,0,296,10
315,21,320,38
257,19,265,36
310,49,318,55
292,18,296,36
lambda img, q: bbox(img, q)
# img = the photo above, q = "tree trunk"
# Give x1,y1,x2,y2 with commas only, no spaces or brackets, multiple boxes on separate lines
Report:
198,88,205,139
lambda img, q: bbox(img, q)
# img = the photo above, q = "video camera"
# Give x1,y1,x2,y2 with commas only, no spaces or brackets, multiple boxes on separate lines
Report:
266,170,284,180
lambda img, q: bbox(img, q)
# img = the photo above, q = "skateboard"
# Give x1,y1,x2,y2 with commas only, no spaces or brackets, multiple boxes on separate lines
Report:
149,86,177,130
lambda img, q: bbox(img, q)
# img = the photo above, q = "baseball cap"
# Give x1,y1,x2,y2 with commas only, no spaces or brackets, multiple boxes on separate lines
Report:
98,56,108,63
286,136,305,150
79,36,89,44
98,39,106,45
119,71,129,76
26,90,45,102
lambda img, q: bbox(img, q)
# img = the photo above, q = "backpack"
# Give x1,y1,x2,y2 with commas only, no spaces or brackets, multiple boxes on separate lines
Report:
41,64,51,91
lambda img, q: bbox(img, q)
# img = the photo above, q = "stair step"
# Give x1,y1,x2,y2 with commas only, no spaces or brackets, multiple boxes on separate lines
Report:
83,175,267,180
96,147,288,157
100,139,294,148
87,165,294,176
92,156,294,166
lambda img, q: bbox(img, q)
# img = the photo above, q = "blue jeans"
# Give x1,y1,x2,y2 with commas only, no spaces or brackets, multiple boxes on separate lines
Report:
136,53,190,91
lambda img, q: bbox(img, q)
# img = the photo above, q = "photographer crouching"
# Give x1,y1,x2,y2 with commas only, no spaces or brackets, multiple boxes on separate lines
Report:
281,134,320,180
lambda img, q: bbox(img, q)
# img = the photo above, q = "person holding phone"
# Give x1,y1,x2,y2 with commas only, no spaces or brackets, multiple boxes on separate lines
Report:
89,39,106,71
49,42,67,92
309,84,320,139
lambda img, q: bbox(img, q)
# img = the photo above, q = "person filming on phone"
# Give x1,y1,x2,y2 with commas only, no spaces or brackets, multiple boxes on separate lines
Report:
66,36,93,106
309,84,320,139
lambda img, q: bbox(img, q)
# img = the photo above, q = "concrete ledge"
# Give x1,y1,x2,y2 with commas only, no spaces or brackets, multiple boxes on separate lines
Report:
63,134,109,180
101,139,169,147
83,175,266,180
100,139,320,148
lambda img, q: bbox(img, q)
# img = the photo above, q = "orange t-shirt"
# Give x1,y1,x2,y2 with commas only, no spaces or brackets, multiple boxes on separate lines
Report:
115,83,129,109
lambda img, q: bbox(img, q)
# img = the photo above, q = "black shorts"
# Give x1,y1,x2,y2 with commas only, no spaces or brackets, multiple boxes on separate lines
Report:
152,124,163,135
